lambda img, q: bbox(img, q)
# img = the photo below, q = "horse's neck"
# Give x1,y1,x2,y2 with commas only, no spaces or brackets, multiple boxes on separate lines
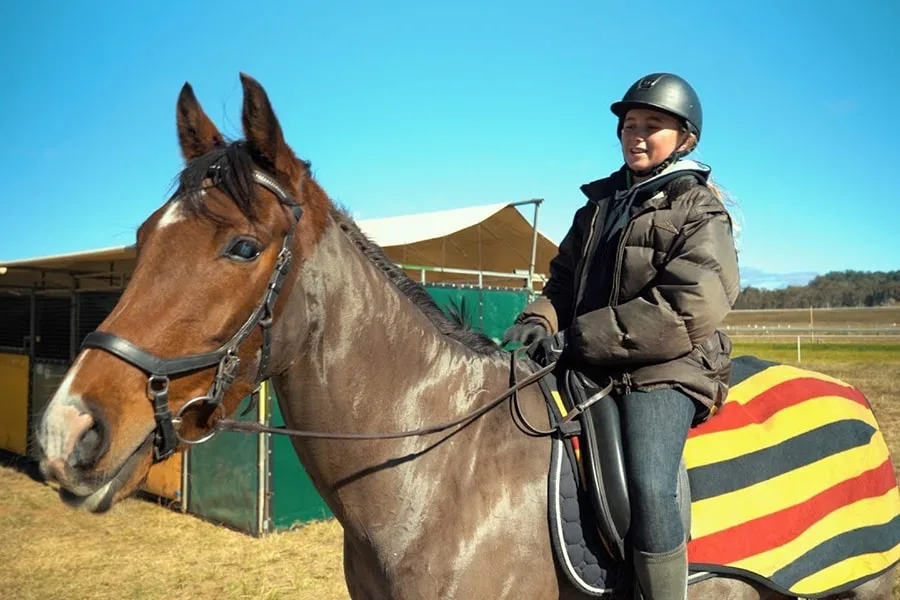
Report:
271,217,512,542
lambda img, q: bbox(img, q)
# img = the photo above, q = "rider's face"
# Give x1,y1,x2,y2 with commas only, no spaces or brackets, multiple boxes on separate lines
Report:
620,108,687,173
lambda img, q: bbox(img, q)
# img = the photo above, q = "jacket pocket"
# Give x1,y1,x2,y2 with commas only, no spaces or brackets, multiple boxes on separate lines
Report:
691,330,733,406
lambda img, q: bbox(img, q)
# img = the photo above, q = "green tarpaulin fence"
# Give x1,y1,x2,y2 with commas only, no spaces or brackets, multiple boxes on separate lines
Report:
187,395,262,534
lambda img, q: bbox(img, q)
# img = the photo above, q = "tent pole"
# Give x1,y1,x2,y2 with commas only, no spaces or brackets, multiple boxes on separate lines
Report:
527,199,543,296
69,279,79,361
181,448,190,513
256,380,269,536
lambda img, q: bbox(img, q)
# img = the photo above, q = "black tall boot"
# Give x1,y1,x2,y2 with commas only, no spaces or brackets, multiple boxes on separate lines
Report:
632,541,688,600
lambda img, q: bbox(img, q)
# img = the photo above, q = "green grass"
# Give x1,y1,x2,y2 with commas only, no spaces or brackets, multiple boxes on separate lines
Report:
732,340,900,365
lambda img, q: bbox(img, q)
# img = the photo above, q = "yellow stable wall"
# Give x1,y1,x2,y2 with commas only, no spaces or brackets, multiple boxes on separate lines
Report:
0,353,30,455
0,350,182,500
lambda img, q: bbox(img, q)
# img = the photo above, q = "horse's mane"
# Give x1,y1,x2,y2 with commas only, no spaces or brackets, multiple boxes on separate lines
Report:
173,141,502,356
332,208,501,355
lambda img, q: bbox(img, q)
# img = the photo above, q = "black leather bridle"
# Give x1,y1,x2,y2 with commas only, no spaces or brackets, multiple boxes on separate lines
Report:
80,168,303,462
76,165,581,459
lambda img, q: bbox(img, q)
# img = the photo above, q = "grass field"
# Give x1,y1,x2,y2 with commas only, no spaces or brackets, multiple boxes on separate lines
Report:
724,306,900,329
2,337,899,599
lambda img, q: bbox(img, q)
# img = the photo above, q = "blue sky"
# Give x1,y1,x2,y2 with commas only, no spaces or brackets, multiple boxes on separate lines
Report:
1,0,897,279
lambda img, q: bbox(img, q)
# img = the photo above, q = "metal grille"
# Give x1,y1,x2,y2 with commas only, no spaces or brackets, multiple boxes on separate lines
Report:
34,297,71,360
76,291,122,347
0,296,30,353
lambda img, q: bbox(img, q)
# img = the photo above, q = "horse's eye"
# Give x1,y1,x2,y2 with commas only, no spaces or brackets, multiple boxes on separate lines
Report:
225,238,262,262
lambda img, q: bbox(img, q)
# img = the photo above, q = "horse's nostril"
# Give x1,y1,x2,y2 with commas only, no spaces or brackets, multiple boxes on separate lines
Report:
72,420,107,469
43,457,68,483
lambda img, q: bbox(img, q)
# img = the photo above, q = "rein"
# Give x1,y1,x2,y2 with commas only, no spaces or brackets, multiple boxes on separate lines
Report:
212,357,559,441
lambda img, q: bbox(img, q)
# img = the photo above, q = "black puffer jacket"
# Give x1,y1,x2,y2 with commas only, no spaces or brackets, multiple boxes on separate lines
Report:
518,160,741,416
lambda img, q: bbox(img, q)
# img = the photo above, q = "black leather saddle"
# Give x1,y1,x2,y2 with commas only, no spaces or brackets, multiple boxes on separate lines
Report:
557,368,691,561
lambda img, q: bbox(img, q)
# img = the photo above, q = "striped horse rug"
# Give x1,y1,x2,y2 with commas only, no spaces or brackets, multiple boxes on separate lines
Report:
684,356,900,597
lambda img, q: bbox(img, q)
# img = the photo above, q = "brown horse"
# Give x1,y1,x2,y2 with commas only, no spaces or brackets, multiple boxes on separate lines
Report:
35,74,894,599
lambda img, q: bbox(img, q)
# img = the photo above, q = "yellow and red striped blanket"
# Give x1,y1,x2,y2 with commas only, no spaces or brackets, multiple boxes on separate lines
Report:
684,357,900,597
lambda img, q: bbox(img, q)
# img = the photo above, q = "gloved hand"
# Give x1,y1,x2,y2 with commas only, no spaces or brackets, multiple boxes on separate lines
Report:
526,330,568,368
502,321,548,348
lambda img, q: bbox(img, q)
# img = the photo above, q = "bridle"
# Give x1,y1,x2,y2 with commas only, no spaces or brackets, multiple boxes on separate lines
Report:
81,168,303,462
80,166,589,462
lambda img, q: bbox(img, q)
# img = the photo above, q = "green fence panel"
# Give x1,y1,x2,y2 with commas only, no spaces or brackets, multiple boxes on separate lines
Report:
479,289,531,343
187,395,260,534
269,392,334,530
424,285,531,344
426,286,483,329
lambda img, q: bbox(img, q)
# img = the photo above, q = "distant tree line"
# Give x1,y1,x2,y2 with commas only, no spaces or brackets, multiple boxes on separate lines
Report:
735,270,900,309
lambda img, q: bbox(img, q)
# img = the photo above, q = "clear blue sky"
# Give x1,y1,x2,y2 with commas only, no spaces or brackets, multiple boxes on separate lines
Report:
2,0,897,277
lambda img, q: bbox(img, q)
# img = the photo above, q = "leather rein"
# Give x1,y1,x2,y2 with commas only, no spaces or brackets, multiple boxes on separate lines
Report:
214,355,561,441
79,165,583,460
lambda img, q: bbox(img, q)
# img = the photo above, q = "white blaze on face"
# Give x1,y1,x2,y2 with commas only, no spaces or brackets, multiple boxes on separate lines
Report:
156,200,186,229
39,353,89,459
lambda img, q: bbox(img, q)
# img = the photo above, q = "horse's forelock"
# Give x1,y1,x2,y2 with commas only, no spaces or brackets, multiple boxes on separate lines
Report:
172,141,261,226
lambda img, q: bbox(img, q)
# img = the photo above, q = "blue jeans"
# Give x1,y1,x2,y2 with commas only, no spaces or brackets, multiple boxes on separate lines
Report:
619,387,697,554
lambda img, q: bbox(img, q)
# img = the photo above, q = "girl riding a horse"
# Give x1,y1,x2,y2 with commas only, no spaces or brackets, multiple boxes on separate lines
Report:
504,72,741,600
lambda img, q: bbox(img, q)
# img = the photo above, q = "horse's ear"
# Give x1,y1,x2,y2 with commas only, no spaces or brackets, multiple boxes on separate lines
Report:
239,72,302,189
176,83,224,162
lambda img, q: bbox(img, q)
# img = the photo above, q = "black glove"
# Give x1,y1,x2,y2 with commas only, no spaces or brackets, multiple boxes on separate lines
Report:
526,330,568,368
502,321,548,347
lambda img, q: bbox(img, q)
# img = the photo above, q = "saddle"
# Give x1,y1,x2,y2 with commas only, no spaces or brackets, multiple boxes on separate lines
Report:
538,367,693,596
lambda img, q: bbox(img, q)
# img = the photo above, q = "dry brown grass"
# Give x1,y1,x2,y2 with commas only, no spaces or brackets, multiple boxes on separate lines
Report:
0,466,349,600
725,306,900,328
1,340,898,599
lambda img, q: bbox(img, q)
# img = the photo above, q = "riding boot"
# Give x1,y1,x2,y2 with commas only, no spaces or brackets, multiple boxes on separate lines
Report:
632,541,688,600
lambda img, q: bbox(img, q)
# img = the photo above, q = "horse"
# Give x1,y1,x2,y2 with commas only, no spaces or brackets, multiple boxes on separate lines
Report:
36,73,896,599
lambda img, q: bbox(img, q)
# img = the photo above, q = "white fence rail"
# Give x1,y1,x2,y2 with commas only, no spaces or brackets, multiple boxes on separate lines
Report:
726,327,900,337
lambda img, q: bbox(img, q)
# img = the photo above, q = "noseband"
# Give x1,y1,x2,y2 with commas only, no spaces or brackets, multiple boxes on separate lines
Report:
80,168,303,462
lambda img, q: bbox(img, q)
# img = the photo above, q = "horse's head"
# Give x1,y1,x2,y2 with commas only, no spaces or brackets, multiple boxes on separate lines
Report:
36,74,326,511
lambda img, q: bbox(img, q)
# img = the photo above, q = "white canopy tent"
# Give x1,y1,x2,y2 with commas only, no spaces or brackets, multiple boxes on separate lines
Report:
0,200,559,293
361,199,557,288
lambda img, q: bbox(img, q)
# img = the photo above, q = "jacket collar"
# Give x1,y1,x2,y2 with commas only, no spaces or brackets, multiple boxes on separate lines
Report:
580,160,711,204
628,159,711,198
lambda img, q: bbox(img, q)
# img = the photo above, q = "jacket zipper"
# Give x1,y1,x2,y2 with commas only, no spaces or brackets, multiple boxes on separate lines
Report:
608,220,632,306
608,199,661,306
573,201,603,314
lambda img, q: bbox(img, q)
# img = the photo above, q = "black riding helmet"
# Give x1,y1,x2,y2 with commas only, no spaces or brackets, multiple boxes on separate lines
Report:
611,73,702,139
610,73,703,177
